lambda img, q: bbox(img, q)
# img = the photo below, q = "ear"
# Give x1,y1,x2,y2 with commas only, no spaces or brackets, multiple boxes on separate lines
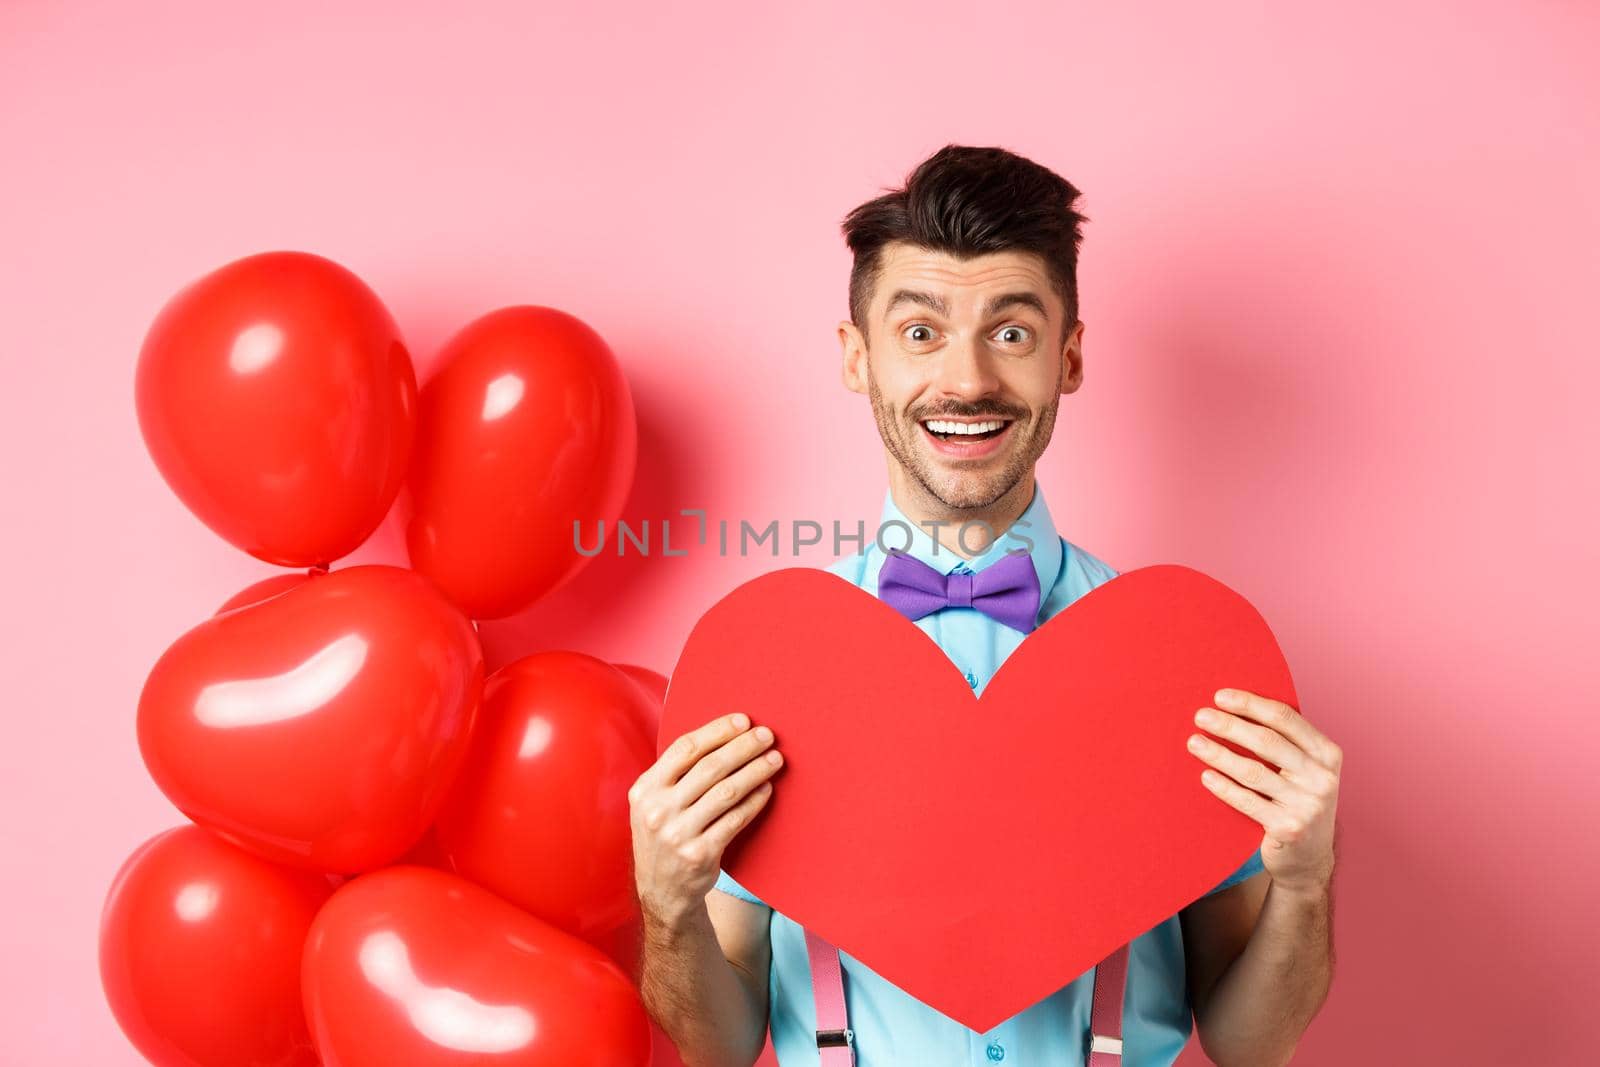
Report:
1059,319,1085,395
839,320,870,395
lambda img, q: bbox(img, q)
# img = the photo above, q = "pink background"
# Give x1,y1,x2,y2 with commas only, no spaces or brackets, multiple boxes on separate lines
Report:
3,2,1597,1063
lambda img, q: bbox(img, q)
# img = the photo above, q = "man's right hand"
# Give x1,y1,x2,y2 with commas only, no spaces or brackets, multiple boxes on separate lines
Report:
629,712,784,926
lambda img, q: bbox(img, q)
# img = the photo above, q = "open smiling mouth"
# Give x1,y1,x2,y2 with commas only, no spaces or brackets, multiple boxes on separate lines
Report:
918,417,1016,458
922,418,1009,442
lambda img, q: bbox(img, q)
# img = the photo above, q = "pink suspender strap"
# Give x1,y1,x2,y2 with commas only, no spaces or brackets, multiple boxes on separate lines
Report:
805,929,1129,1065
1085,942,1129,1065
805,928,856,1065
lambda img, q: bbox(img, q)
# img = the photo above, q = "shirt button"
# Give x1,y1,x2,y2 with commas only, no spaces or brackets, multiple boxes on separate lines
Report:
965,670,978,689
986,1041,1005,1061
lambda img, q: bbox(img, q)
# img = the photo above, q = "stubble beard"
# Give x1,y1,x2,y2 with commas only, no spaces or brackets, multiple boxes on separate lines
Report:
865,358,1061,513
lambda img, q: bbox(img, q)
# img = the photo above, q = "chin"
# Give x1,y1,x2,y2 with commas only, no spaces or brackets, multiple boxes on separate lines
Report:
923,467,1017,511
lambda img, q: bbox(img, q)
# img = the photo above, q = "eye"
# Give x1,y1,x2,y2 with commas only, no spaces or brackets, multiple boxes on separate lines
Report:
903,324,936,343
995,325,1031,344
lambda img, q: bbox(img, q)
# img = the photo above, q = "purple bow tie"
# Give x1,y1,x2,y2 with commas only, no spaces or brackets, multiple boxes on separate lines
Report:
877,550,1041,634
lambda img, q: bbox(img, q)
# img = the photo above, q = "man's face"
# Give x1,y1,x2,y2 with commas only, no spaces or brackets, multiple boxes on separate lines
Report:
839,243,1084,512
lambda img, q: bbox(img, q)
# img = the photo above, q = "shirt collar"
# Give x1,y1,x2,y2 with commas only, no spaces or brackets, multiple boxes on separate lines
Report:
875,478,1063,596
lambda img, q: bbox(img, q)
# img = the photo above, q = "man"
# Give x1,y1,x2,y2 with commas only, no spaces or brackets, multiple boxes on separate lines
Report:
630,144,1340,1066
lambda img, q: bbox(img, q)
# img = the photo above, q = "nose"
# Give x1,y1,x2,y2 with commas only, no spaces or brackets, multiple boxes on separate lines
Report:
929,335,1000,401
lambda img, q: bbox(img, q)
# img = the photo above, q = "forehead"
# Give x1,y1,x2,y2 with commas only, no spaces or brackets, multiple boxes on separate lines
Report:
874,242,1054,313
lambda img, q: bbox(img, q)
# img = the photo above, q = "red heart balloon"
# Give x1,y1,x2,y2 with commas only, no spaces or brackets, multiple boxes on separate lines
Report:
215,571,312,613
395,824,455,872
138,565,484,873
135,251,417,567
403,306,637,620
434,652,655,944
659,565,1296,1033
99,824,332,1067
614,663,669,717
302,866,652,1067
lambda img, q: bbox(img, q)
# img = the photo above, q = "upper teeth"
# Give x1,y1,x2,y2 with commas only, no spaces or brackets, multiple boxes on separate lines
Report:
925,419,1006,435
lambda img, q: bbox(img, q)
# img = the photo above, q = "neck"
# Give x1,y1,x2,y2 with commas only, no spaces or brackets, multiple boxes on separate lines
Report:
886,462,1037,559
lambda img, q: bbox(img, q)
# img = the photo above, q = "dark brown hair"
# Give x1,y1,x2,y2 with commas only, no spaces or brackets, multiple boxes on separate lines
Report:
840,144,1088,346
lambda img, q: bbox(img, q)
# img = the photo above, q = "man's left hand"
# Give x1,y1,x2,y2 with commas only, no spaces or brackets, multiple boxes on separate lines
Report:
1187,688,1342,894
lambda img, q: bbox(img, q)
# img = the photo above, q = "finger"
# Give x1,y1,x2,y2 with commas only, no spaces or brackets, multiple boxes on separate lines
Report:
1196,705,1310,778
646,713,752,791
677,744,785,841
673,722,776,808
1215,689,1342,772
1198,767,1277,827
701,778,776,856
1200,769,1309,840
1187,731,1301,802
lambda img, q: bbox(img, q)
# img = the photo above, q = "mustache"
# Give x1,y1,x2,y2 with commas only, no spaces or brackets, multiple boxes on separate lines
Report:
909,403,1027,420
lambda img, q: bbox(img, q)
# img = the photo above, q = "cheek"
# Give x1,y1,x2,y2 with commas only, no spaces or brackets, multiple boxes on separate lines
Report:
875,367,934,413
1007,369,1060,414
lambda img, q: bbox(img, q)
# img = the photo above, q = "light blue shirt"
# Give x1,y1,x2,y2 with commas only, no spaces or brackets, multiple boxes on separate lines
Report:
713,480,1266,1066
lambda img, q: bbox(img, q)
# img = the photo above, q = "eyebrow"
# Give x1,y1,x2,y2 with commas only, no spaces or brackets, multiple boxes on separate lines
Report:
882,289,1049,322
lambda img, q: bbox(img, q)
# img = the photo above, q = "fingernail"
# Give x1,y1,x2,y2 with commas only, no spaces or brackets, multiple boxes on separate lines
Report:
1195,709,1218,726
766,751,783,765
755,726,773,742
732,713,749,730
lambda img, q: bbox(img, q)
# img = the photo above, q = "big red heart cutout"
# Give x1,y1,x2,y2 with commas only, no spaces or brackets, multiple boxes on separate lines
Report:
660,564,1296,1032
